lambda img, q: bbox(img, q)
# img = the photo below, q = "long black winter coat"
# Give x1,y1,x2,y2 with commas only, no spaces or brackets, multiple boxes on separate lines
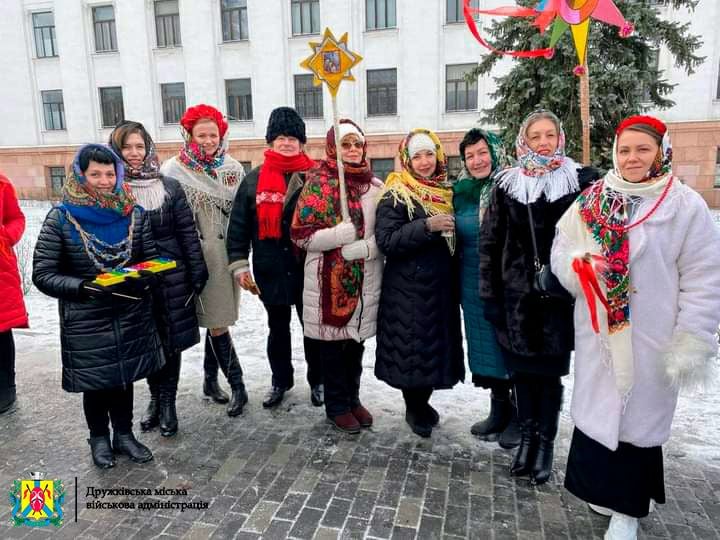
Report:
374,197,465,390
144,177,208,352
226,166,304,306
32,207,164,392
478,186,577,375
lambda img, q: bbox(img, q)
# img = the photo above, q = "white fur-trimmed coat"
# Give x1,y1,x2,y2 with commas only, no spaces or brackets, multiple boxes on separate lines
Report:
551,181,720,450
295,179,384,342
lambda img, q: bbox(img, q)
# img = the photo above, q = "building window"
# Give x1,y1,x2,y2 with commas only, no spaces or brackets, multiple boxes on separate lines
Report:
155,0,181,47
715,148,720,188
371,158,395,182
366,0,396,30
226,79,253,121
447,156,463,182
99,87,124,127
41,90,65,131
367,68,397,116
294,74,323,119
446,63,478,112
33,11,58,58
240,161,252,174
49,166,66,196
447,0,477,23
161,83,185,124
291,0,320,36
221,0,248,41
93,6,117,52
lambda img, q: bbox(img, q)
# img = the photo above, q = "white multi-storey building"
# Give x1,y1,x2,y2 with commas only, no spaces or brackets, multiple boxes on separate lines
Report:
1,0,720,205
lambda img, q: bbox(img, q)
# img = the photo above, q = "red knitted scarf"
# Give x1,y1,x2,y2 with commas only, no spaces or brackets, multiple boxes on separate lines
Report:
257,149,316,239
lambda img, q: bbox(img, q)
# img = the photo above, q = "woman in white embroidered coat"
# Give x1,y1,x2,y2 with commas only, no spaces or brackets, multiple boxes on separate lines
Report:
291,120,383,434
551,115,720,540
161,104,248,425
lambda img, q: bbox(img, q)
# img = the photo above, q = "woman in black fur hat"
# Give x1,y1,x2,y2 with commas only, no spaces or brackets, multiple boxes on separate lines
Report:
226,107,323,410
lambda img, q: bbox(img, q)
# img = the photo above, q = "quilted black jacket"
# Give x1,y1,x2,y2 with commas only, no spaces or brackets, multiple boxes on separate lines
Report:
32,206,164,392
374,196,465,390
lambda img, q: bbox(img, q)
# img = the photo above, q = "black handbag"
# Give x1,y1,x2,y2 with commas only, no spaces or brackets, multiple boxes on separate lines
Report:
526,203,570,300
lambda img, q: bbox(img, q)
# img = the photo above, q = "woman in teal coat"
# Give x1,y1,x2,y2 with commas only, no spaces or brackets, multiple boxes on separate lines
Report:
453,128,516,446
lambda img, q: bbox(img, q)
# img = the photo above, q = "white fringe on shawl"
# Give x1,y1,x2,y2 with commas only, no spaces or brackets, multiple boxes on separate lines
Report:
126,178,167,212
496,157,580,205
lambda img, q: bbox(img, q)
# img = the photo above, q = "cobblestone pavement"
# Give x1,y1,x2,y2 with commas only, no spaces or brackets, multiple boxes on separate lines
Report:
1,330,719,539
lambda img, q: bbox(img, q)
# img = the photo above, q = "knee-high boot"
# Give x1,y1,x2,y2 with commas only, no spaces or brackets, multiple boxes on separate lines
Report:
203,330,229,404
209,332,248,417
531,383,563,485
140,379,160,431
159,352,181,437
509,379,538,477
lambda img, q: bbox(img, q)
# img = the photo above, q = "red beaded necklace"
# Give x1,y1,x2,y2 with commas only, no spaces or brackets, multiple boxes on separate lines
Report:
589,176,674,233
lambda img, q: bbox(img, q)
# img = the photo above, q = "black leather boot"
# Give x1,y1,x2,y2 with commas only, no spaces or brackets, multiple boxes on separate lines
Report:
510,420,539,477
140,381,160,432
88,435,116,469
209,332,248,416
471,391,511,440
531,384,563,485
113,431,154,463
204,331,229,404
498,388,521,449
159,352,180,437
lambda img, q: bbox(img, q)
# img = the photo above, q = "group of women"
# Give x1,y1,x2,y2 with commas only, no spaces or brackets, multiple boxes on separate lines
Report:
22,100,720,540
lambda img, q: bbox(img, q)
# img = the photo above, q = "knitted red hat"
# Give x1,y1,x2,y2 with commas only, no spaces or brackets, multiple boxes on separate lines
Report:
615,115,667,137
180,104,228,138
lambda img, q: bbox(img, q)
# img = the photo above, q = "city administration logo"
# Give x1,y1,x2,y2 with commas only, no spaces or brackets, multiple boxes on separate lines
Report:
9,472,64,527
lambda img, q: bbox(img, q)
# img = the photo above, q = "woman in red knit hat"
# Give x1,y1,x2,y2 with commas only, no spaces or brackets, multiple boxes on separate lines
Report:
160,104,248,434
0,173,28,414
552,115,720,539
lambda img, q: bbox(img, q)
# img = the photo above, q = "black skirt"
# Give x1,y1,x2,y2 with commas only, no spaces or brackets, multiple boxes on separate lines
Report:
564,427,666,518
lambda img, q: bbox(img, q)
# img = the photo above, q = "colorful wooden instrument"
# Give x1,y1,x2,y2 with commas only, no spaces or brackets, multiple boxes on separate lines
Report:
93,258,177,286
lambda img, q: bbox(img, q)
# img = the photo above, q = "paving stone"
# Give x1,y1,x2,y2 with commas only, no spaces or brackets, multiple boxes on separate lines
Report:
289,507,324,539
368,507,396,539
395,497,422,529
340,517,368,539
348,489,377,519
321,498,352,529
314,527,340,540
242,501,280,534
263,519,293,539
389,525,416,540
443,504,468,537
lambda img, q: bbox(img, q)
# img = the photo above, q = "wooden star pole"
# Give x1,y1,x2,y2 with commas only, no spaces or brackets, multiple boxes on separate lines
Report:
301,29,363,221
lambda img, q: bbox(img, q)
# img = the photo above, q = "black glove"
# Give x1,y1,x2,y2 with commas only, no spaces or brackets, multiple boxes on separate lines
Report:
119,270,159,297
81,281,114,300
483,301,506,329
577,166,602,188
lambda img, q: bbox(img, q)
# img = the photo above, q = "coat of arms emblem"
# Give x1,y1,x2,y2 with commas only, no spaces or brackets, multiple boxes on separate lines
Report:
9,472,64,527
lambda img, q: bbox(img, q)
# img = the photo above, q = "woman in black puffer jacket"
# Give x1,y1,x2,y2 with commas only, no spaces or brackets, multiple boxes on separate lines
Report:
375,129,464,439
110,122,209,437
32,144,164,469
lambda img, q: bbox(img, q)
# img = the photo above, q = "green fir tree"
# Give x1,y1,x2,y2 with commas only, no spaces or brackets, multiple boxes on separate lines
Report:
470,0,704,167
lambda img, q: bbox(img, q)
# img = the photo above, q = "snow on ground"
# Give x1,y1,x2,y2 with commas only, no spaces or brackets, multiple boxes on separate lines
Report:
13,202,720,470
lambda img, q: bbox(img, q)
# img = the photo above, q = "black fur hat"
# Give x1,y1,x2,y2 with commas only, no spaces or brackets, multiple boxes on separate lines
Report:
265,107,307,144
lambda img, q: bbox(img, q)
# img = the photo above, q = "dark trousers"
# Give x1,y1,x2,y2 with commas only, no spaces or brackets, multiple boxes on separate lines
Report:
263,303,322,389
83,385,134,437
513,372,563,440
0,331,16,409
402,387,434,412
311,338,364,417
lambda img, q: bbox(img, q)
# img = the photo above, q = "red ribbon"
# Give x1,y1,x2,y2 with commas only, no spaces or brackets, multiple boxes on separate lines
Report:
572,256,610,334
463,0,556,59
